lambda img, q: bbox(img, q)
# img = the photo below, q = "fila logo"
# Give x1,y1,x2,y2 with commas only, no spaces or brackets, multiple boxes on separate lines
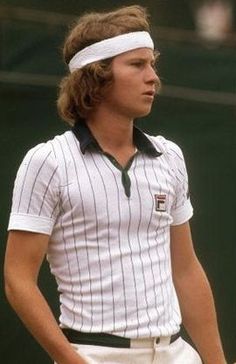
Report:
155,194,167,212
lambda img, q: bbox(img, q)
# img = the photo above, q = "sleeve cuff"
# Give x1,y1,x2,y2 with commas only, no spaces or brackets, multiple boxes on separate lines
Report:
171,199,193,226
8,213,55,235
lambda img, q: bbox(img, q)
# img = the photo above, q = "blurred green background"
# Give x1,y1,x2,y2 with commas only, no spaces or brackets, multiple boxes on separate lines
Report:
0,1,235,363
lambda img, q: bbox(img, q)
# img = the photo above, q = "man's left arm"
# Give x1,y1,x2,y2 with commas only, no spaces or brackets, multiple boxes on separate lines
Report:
170,221,226,364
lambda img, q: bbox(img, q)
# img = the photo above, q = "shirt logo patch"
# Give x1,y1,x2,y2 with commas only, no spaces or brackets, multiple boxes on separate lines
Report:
154,194,167,212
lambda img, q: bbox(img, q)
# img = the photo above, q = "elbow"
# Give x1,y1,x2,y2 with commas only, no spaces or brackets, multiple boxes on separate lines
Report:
4,256,16,303
4,269,38,305
4,273,17,305
4,266,24,306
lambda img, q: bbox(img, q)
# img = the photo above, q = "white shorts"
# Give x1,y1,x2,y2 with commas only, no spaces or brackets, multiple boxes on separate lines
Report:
58,336,202,364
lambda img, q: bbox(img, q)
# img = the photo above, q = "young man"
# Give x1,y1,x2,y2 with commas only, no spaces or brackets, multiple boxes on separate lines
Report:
4,5,226,364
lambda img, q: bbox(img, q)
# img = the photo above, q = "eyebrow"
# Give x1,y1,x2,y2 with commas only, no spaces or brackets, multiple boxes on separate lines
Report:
128,54,154,60
127,55,158,64
127,50,160,62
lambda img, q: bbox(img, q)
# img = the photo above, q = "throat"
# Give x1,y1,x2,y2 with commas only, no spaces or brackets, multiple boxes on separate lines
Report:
103,146,138,169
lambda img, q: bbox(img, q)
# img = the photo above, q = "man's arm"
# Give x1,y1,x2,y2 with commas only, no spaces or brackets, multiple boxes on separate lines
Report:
170,222,226,364
4,231,87,364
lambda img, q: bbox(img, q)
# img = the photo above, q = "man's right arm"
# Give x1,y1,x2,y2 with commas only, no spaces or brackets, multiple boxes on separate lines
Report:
4,230,87,364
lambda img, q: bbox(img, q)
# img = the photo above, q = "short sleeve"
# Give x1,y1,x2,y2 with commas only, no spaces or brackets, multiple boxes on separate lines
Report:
166,141,193,226
8,142,60,235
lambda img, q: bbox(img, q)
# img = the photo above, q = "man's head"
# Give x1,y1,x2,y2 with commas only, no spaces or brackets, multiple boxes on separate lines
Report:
57,5,159,125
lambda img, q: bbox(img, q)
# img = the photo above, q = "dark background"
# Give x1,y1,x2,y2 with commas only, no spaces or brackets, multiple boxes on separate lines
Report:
0,1,235,363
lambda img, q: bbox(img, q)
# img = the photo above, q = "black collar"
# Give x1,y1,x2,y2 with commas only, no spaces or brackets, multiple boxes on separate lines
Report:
72,121,162,157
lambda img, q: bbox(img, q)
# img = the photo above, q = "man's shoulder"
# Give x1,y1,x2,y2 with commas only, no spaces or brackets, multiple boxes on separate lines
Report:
146,134,184,158
28,130,73,152
20,131,73,167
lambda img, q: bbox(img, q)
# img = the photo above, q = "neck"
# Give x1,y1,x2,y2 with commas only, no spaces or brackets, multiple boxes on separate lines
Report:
87,108,135,150
86,108,137,168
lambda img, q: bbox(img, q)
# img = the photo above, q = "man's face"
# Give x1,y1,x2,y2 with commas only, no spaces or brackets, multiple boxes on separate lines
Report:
103,48,160,120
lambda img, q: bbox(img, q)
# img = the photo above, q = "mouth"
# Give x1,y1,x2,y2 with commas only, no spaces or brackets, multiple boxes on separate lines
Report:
143,90,155,97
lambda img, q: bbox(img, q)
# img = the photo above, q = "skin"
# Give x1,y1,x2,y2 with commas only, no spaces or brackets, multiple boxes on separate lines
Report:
87,48,159,167
171,223,227,363
4,231,87,364
4,48,226,364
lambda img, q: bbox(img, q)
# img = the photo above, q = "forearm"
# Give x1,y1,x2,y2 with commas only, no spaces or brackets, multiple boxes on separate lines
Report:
5,280,86,364
174,261,226,364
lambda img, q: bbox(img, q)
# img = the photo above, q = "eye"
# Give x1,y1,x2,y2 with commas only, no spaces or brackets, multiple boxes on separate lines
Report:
130,61,144,68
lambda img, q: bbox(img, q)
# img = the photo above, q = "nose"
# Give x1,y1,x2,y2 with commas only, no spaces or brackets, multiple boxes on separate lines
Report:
145,65,160,85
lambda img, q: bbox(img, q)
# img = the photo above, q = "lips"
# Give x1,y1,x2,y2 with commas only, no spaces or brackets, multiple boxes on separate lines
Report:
143,90,155,96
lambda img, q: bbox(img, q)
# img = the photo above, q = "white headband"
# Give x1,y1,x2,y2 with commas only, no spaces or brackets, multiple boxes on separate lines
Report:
68,31,154,72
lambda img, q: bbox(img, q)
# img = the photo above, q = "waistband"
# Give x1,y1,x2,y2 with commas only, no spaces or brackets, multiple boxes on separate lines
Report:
62,328,181,348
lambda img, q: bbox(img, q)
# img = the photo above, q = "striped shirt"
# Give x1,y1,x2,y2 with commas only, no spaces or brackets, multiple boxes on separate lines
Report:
8,122,193,338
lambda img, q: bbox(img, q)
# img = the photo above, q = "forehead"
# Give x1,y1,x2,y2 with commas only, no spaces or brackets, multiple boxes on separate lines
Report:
114,47,155,62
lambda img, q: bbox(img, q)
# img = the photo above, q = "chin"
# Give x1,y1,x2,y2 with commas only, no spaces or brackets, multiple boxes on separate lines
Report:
134,108,152,118
123,105,153,119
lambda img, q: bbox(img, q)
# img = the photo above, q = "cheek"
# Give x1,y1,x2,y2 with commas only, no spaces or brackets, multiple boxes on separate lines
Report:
107,71,142,108
108,83,131,103
115,79,139,99
112,71,138,91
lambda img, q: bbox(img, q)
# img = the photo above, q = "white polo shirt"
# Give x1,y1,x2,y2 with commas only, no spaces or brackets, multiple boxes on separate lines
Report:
8,122,193,338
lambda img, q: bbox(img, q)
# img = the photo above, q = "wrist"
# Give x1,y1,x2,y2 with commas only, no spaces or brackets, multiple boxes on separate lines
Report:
54,345,88,364
203,359,227,364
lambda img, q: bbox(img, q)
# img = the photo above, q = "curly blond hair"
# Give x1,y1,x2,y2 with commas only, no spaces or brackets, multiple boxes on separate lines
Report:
57,5,151,125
